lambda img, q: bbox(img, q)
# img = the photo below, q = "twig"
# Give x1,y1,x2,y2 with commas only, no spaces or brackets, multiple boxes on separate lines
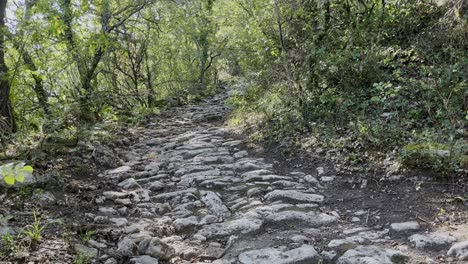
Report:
417,216,429,223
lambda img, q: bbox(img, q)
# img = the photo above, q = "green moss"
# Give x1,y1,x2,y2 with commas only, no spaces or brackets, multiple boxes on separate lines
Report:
403,143,449,151
400,142,467,174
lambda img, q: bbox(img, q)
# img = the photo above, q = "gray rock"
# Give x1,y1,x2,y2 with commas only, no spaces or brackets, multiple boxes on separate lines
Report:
316,167,325,176
74,244,98,258
271,181,299,188
118,178,141,189
234,151,248,159
88,239,107,249
244,175,291,182
138,237,175,260
240,170,272,178
94,147,121,168
115,198,132,206
104,258,117,264
234,162,262,172
304,175,320,186
291,235,309,243
337,245,409,264
110,218,128,227
99,207,118,215
200,215,218,225
409,232,457,249
200,191,231,218
103,191,129,200
107,166,131,175
0,225,15,236
320,176,335,182
148,181,165,191
144,162,160,172
103,257,117,264
447,241,468,260
328,230,389,249
117,237,136,257
197,218,263,239
179,170,221,185
194,156,234,164
130,255,159,264
390,221,420,233
172,216,199,231
238,245,319,264
321,250,337,261
152,189,196,201
264,190,324,203
33,191,56,205
266,211,337,226
174,165,214,177
328,238,358,249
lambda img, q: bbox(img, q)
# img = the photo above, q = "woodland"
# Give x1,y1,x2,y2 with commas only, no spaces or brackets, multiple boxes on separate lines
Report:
0,0,466,173
0,0,467,263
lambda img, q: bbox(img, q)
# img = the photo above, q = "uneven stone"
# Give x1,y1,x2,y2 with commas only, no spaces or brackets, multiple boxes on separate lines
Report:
117,237,136,257
118,178,141,189
238,245,319,264
138,237,175,260
447,241,468,261
103,191,129,200
265,211,338,226
81,93,449,264
130,255,159,264
197,218,263,239
337,245,409,264
240,170,272,178
148,181,165,191
172,216,199,231
264,190,324,203
234,151,248,159
409,232,457,250
74,244,98,258
107,166,131,175
200,191,231,218
390,221,420,233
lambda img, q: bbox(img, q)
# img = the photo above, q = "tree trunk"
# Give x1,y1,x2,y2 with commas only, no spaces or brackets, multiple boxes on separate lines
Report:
144,47,155,108
0,0,16,133
13,42,50,118
13,0,50,118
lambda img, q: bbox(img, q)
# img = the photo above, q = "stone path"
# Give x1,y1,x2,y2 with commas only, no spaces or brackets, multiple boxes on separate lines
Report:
82,93,468,263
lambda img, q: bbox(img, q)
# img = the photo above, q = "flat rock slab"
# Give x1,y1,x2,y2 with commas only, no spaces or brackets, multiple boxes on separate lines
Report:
328,230,389,249
130,255,159,264
152,189,197,201
337,245,409,264
107,166,132,175
244,175,291,183
241,170,273,178
197,218,263,239
200,191,231,218
447,240,468,261
265,211,338,226
238,245,319,264
409,232,457,250
390,221,420,233
264,190,324,203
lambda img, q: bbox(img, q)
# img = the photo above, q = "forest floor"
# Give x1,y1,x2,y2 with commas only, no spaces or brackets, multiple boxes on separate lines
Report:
1,90,468,264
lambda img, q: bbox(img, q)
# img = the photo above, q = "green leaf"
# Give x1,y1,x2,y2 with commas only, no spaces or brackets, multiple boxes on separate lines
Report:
22,166,34,173
4,175,15,186
15,172,25,183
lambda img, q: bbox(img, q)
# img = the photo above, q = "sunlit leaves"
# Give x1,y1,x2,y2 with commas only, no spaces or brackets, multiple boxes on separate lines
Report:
0,163,34,186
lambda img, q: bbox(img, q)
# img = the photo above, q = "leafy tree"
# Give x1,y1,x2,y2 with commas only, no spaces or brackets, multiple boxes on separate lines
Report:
0,0,15,134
